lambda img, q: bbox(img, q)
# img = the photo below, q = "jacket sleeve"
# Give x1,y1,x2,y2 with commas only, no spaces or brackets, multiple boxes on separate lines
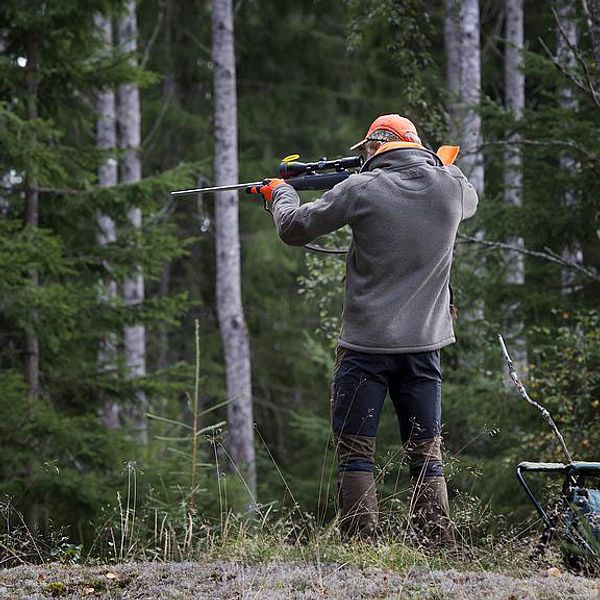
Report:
445,164,479,220
271,175,368,246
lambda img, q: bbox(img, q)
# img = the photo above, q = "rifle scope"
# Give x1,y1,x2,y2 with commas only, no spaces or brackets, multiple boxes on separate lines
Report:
278,155,363,179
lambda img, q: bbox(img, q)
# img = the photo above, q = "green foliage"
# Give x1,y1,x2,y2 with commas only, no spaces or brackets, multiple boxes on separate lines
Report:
346,0,448,141
1,0,599,562
0,0,198,541
523,311,600,461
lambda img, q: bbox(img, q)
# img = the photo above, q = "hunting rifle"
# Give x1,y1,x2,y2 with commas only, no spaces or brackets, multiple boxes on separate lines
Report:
170,154,363,254
170,154,363,198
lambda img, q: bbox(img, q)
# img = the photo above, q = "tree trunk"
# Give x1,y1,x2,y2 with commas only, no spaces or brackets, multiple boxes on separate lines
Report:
556,0,582,294
459,0,484,195
23,30,40,535
0,37,9,216
25,31,40,401
504,0,527,368
444,0,461,140
0,174,10,216
95,13,120,430
458,0,485,324
118,0,148,444
211,0,256,498
504,0,525,230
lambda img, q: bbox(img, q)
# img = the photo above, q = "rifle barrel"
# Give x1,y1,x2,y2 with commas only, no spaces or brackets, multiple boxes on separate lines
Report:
170,181,262,196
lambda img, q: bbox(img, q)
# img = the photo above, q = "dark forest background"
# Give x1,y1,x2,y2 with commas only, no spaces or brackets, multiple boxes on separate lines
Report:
0,0,598,559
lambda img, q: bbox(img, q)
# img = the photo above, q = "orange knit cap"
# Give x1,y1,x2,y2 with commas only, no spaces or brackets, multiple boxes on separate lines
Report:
350,114,421,150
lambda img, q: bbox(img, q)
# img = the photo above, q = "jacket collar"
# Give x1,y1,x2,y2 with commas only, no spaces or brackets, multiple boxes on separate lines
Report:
361,142,443,172
360,141,460,172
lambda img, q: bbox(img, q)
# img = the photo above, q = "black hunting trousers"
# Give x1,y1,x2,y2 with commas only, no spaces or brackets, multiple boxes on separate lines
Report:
331,346,454,543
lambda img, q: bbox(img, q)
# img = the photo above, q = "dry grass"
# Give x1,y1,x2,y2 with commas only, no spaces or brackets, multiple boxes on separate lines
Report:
1,557,599,599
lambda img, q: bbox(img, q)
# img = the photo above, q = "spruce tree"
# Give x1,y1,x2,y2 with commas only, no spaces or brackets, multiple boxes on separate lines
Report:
0,0,194,535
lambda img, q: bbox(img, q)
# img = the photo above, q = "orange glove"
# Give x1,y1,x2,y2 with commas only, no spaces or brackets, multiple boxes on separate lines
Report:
258,178,285,201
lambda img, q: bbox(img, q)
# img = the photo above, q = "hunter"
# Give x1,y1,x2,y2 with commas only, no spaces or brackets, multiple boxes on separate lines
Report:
259,114,479,544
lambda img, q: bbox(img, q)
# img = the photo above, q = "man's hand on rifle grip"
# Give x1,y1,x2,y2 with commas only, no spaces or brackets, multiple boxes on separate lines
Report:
246,178,285,201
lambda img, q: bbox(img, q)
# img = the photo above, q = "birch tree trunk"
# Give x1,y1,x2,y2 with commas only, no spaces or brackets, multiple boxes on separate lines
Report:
95,14,120,429
211,0,256,498
23,30,40,534
556,0,583,294
444,0,461,140
0,37,9,216
25,32,40,401
458,0,485,324
503,0,527,368
459,0,484,195
118,0,148,443
0,174,10,216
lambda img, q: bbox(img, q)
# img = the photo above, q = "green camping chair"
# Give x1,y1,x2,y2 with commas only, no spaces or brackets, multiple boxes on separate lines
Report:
516,461,600,564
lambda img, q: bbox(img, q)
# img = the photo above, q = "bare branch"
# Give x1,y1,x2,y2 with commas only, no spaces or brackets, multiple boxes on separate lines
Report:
538,37,592,99
550,7,600,109
140,0,166,69
478,138,598,163
498,334,573,463
141,95,172,150
581,0,600,85
457,233,600,282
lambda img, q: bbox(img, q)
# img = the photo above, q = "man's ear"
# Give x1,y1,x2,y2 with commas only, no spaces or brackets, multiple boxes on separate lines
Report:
366,140,383,159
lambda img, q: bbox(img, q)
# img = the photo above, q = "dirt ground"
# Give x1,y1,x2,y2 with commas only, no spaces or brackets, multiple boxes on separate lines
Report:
0,560,599,599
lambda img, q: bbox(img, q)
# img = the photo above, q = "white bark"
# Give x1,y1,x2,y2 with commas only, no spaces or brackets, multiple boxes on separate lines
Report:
95,13,120,430
503,0,527,369
459,0,485,195
0,38,9,216
504,0,525,216
118,0,148,443
444,0,461,139
457,0,485,324
0,174,10,215
556,0,583,294
211,0,256,497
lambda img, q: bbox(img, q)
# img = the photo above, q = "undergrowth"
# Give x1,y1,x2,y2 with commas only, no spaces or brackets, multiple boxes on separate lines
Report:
1,468,567,578
1,320,597,579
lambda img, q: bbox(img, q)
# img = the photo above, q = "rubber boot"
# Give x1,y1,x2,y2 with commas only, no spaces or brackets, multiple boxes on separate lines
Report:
405,437,455,546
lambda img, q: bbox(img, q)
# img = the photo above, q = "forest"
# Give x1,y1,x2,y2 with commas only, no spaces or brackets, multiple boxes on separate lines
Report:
1,0,599,587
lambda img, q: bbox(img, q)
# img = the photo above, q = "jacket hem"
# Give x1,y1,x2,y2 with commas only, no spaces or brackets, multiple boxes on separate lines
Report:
337,336,456,355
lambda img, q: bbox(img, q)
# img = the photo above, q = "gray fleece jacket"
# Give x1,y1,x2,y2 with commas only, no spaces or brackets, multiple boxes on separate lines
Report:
271,146,479,354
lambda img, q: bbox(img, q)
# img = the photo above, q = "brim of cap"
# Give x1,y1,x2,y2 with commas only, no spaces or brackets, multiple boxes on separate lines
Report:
350,138,368,151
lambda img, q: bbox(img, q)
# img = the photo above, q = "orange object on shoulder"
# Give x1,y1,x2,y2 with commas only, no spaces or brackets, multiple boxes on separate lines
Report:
436,145,460,166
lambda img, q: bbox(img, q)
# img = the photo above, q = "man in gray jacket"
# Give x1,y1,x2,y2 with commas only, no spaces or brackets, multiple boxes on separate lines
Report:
259,114,478,543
